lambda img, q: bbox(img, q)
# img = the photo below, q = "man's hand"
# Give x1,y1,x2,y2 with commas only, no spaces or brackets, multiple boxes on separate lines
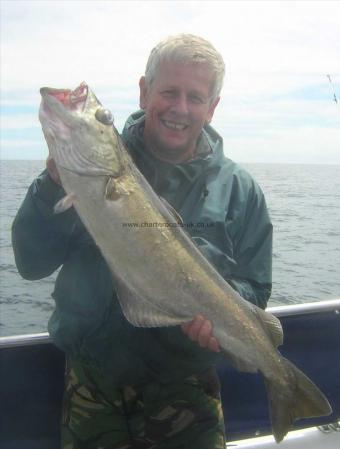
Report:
46,155,61,185
181,315,220,353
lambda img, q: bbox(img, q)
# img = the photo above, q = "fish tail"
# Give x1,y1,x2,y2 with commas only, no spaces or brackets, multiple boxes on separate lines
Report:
265,357,332,443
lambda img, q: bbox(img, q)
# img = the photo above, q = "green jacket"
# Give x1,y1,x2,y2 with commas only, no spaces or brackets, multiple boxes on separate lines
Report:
12,111,272,385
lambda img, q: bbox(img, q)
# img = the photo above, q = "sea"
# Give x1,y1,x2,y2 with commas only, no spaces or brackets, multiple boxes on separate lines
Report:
1,160,340,337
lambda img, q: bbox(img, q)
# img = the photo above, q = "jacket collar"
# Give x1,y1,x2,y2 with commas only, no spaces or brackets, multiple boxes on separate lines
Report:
121,110,225,184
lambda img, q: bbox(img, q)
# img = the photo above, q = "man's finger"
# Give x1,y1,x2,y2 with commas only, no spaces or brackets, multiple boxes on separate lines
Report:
184,315,204,341
181,315,220,352
197,319,213,348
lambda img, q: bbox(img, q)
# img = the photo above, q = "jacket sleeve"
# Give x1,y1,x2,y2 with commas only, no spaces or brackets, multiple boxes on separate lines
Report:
12,170,82,280
193,179,273,310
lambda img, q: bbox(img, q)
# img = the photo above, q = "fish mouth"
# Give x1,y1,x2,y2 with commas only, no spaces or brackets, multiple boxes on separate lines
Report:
40,82,89,113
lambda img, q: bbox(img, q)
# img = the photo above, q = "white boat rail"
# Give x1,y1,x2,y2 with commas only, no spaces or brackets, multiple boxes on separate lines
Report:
1,298,339,348
268,298,340,317
0,331,52,348
228,423,340,448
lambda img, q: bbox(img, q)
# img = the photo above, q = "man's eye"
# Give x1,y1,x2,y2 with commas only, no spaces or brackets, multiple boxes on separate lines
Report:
162,90,176,98
189,95,204,104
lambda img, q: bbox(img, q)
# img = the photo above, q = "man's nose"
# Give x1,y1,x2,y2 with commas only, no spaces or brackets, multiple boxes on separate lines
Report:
170,93,189,115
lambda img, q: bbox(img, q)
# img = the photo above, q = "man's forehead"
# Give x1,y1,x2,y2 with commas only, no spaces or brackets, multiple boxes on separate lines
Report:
154,60,214,90
157,59,214,75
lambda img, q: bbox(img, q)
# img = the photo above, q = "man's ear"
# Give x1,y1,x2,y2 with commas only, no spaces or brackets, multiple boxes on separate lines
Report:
139,76,147,109
206,96,220,124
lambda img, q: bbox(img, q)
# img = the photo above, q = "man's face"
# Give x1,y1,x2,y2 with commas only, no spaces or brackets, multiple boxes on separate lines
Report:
139,61,220,163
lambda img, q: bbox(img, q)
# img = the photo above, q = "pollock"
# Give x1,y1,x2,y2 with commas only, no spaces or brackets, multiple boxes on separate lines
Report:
39,82,332,443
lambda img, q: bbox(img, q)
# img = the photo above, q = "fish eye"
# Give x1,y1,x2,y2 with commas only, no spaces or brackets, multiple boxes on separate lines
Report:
95,108,114,125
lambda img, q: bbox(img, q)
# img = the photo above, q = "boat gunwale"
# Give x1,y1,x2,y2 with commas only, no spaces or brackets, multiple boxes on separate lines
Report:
1,298,339,349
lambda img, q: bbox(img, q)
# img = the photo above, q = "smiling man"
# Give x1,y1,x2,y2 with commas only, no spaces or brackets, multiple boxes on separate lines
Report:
12,34,273,448
139,60,220,163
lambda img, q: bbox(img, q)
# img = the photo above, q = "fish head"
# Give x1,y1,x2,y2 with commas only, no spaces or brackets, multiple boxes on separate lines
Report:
39,82,124,177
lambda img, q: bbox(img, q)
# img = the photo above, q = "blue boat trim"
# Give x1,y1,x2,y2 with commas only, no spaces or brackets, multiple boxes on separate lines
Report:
0,299,339,449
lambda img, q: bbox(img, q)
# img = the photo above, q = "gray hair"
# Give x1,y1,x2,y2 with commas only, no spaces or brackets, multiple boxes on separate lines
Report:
144,34,225,102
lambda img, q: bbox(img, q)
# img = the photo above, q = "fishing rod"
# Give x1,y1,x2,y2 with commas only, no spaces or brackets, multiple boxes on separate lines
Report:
326,74,339,112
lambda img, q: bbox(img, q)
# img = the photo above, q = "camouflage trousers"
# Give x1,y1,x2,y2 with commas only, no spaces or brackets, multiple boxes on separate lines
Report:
61,359,226,449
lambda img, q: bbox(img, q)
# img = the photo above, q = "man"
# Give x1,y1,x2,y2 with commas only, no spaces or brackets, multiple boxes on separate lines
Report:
12,34,272,448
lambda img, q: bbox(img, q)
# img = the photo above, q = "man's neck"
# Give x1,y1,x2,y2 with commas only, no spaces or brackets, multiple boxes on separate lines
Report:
145,143,195,164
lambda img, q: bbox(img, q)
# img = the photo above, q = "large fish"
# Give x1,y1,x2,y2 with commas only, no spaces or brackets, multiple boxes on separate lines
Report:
39,82,332,442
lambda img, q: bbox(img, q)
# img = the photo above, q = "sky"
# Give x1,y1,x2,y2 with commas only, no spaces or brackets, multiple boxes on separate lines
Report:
1,0,340,164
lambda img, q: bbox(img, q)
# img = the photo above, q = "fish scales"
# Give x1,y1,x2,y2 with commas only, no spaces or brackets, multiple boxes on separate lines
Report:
39,82,332,443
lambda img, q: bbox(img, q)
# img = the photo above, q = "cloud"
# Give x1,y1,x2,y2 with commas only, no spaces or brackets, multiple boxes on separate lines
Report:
1,0,340,162
2,1,340,91
2,113,39,130
224,127,340,164
215,94,340,136
1,1,179,90
0,138,46,160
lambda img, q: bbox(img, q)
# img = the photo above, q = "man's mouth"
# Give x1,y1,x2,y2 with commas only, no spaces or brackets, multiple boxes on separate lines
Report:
161,120,188,131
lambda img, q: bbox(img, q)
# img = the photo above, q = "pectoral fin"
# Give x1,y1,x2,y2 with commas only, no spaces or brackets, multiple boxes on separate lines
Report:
105,177,131,201
115,277,185,328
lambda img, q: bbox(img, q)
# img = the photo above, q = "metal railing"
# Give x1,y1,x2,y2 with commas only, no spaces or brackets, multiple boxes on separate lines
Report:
0,298,339,349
